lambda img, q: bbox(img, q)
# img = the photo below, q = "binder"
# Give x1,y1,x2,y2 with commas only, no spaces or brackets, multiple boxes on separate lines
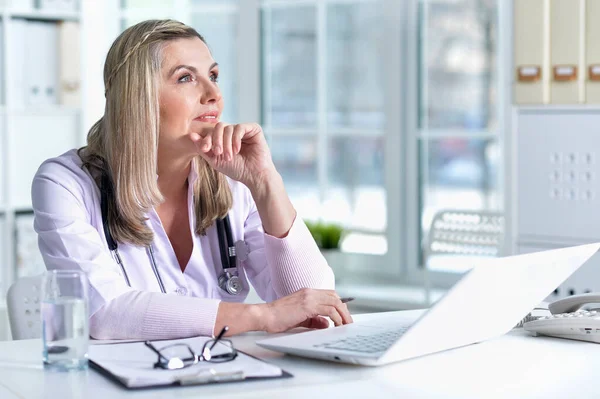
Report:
42,21,59,105
0,20,4,106
550,0,584,104
58,21,80,106
24,21,43,106
37,0,77,12
513,0,550,104
88,337,292,390
586,0,600,103
10,0,34,11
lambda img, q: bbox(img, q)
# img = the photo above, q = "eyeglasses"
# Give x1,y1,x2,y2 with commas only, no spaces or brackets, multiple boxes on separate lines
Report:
144,326,238,370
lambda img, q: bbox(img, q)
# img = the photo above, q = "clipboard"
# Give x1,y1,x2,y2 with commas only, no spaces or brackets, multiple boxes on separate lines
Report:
88,336,292,390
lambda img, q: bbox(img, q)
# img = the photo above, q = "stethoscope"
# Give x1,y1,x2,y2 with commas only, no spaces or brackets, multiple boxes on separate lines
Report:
100,171,246,295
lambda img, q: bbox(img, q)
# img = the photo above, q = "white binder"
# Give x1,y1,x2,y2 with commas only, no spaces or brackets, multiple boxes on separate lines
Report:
513,0,550,104
37,0,77,12
550,0,584,104
586,0,600,103
58,21,80,106
10,19,27,108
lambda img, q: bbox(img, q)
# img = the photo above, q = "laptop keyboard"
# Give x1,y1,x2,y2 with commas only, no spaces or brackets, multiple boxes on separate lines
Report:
315,327,409,353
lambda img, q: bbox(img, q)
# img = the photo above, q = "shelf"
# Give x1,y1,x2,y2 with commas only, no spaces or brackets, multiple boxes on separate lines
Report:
7,9,80,22
11,206,33,215
516,104,600,113
8,105,81,117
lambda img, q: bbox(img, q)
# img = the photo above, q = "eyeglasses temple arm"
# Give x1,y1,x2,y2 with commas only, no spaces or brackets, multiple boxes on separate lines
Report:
144,341,169,362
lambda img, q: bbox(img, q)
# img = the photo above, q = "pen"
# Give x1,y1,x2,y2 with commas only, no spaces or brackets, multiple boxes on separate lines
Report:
210,325,229,350
340,297,355,303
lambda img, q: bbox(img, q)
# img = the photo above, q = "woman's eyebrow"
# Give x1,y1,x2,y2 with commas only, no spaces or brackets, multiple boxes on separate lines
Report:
168,64,198,77
168,62,219,77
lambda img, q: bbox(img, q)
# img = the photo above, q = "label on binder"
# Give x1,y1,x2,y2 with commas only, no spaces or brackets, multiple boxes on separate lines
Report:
590,65,600,81
517,66,541,82
553,66,577,81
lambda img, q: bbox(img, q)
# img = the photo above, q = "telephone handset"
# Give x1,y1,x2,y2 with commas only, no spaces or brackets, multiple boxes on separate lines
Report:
547,293,600,314
523,293,600,343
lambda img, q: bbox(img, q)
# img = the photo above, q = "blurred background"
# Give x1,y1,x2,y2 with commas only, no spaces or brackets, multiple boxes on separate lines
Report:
3,0,599,337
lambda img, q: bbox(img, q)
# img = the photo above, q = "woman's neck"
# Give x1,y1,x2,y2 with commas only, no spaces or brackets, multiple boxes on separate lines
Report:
157,156,192,201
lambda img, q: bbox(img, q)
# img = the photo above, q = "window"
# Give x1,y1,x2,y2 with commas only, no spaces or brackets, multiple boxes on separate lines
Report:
261,0,387,255
417,0,501,274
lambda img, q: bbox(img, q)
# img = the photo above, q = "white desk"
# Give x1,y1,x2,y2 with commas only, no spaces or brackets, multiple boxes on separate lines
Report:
0,310,598,399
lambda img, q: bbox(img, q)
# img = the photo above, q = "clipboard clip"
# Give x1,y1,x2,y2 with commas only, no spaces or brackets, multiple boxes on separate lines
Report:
178,369,245,386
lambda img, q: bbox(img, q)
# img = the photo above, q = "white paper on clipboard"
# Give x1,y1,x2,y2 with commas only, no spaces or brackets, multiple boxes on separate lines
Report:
88,336,283,389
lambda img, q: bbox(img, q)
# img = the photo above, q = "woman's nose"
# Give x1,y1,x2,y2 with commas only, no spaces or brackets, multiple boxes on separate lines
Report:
200,79,222,104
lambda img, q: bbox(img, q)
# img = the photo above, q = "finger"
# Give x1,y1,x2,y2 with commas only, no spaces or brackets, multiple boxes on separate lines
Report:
201,134,212,153
212,122,226,156
223,125,234,161
297,316,329,329
337,303,353,324
307,316,330,329
318,305,343,327
232,124,245,154
317,294,353,325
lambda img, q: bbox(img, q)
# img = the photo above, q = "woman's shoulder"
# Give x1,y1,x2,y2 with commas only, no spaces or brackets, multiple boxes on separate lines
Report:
34,148,95,191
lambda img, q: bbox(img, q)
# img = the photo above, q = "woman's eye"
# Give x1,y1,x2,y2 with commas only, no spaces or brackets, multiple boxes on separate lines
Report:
178,74,192,83
210,73,219,83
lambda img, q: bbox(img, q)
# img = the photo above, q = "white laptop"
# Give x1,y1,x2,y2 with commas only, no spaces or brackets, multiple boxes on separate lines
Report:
257,243,600,366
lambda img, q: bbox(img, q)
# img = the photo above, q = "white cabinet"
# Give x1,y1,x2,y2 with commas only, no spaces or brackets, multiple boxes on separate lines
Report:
517,110,600,241
513,108,600,301
0,215,4,288
0,110,4,207
8,109,79,209
0,5,83,300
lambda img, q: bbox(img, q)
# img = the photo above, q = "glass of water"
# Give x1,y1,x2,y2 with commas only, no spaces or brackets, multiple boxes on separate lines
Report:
41,270,89,371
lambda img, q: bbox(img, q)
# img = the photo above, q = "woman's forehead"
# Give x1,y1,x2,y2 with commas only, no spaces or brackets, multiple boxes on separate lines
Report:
161,37,215,70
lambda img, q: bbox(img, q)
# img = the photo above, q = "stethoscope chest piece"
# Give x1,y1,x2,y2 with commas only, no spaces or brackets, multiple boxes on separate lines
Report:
218,271,242,295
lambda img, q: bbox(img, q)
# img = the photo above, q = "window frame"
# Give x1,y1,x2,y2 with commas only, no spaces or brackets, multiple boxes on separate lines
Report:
405,0,508,288
258,0,395,280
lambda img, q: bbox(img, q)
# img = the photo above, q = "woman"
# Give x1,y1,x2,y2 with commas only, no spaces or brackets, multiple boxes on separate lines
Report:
32,19,352,340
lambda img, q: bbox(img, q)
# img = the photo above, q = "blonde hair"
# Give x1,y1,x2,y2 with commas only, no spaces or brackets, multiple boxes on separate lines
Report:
79,19,232,247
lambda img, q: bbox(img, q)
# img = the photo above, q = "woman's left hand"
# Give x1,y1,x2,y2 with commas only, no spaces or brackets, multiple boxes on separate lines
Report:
190,122,276,188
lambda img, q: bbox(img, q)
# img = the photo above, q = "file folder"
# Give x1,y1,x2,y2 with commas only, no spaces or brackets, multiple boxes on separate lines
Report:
514,0,549,104
586,0,600,103
550,0,583,103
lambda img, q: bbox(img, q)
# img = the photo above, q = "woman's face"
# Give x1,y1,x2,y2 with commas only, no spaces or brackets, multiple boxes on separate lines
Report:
158,37,223,158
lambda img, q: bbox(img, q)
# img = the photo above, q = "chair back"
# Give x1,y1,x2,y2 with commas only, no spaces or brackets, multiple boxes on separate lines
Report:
425,209,505,261
7,275,43,340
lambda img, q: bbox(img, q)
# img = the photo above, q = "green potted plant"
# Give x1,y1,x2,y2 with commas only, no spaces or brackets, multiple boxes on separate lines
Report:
305,220,345,277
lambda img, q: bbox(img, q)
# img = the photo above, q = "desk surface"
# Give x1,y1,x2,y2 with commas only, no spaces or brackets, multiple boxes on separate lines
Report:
0,310,597,399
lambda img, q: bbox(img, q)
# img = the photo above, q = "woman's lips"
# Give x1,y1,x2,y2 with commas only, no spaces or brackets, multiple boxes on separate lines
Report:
194,115,219,123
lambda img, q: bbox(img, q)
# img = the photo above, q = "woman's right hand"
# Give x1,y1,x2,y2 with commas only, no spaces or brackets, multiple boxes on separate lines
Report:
259,288,354,334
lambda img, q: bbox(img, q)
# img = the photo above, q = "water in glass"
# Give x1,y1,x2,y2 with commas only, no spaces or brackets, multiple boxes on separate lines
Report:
41,270,89,371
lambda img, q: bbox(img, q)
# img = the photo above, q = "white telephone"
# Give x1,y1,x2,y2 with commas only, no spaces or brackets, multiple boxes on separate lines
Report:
523,293,600,343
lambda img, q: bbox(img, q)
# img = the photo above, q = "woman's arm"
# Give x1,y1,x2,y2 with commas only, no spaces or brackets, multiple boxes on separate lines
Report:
32,160,221,339
248,169,295,238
